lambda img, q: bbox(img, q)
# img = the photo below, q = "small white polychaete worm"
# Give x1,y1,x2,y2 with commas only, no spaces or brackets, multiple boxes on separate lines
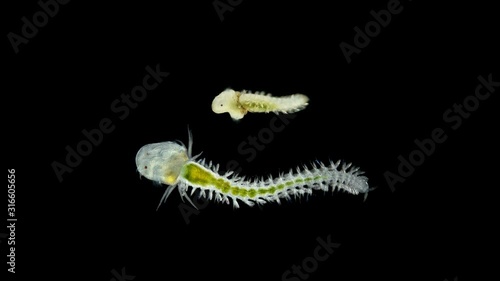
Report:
211,88,309,120
136,129,371,210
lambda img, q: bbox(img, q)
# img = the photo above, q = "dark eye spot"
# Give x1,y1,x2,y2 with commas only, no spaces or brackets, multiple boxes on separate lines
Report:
144,166,147,169
220,104,223,107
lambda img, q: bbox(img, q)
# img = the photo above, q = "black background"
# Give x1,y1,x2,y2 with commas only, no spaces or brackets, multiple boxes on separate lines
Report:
4,1,498,281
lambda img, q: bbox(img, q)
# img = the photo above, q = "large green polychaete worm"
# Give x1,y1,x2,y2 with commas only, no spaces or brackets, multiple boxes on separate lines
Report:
135,130,371,210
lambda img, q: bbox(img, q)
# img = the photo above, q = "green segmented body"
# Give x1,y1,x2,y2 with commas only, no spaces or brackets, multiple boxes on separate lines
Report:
176,158,368,208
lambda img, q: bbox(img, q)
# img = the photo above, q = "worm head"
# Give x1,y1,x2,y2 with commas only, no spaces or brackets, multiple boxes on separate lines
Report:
212,88,246,120
135,141,189,185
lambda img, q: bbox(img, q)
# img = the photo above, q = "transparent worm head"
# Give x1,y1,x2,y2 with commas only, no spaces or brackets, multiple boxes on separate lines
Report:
135,141,189,185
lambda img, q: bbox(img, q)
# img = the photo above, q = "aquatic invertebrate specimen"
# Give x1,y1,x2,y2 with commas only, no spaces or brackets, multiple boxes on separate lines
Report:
211,88,309,120
136,130,369,209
